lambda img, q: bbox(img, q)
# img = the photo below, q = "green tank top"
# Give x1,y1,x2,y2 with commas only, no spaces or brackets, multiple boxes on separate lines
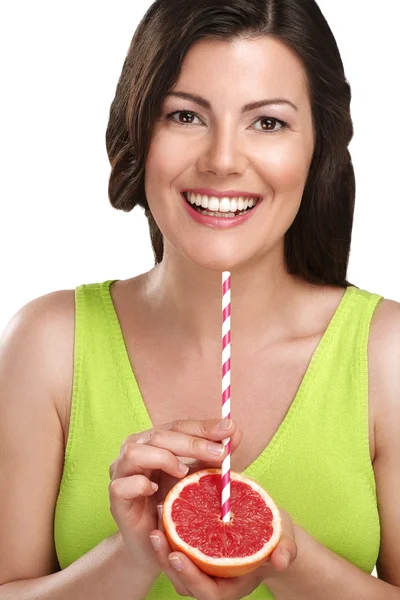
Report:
54,280,382,599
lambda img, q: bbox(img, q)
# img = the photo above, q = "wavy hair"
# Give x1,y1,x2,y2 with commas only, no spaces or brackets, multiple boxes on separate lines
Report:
106,0,355,286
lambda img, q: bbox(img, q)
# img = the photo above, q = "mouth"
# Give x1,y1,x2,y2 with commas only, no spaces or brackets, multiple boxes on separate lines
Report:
182,192,261,218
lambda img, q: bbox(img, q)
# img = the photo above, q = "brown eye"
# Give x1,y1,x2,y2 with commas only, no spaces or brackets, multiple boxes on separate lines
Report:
166,111,202,125
177,111,195,123
252,117,287,133
261,118,279,130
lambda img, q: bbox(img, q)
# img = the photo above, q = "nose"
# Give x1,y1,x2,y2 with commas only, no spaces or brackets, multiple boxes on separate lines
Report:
196,124,247,177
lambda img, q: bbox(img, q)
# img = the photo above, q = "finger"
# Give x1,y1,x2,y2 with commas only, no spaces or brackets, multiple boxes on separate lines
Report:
149,529,192,597
150,529,267,600
163,418,240,445
165,551,219,600
213,570,266,600
268,540,297,572
267,509,297,572
112,443,190,480
109,474,158,523
134,424,239,463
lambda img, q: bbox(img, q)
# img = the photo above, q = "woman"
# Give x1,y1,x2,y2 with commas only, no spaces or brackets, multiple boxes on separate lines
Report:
0,0,399,599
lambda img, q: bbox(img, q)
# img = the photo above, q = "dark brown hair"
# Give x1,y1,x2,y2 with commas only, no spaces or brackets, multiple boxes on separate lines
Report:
106,0,355,286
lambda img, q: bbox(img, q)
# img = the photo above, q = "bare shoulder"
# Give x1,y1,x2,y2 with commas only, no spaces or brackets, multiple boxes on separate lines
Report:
367,297,400,584
368,297,400,440
369,295,400,338
1,289,76,433
2,287,75,351
368,297,400,459
0,288,75,583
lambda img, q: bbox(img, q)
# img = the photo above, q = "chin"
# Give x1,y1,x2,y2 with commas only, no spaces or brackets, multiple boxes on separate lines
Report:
183,249,251,273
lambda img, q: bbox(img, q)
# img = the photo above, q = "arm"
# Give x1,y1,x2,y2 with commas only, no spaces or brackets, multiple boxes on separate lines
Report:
140,298,400,600
0,293,160,599
264,298,400,600
263,524,400,600
0,532,160,600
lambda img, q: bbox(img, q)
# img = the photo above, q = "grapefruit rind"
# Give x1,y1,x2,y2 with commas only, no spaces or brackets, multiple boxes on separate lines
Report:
162,469,282,578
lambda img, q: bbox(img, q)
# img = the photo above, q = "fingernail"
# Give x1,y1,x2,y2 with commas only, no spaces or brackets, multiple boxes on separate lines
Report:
136,431,152,444
151,482,158,492
169,556,183,571
150,535,161,551
157,504,163,520
208,442,225,456
178,461,189,474
218,419,233,430
280,551,290,568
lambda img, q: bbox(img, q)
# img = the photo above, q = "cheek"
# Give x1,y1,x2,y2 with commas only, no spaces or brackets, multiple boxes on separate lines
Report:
146,130,190,185
254,137,312,194
145,136,170,190
145,132,194,218
144,133,188,229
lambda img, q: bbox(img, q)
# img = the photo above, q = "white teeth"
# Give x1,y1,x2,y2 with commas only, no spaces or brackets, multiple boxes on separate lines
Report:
219,198,231,213
200,210,236,218
208,197,220,212
185,192,259,213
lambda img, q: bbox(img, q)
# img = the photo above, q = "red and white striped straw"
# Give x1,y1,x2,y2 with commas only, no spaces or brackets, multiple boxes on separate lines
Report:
221,271,231,523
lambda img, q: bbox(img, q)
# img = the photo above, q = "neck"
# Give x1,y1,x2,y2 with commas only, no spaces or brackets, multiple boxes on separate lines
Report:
144,241,309,355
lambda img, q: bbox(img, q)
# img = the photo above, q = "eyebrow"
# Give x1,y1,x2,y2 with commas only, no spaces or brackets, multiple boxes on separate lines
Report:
167,91,298,113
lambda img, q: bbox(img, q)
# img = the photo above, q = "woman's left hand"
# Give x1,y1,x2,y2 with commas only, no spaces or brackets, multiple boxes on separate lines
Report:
149,506,297,599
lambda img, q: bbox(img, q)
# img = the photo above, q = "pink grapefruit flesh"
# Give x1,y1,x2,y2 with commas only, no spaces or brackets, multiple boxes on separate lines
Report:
162,468,282,578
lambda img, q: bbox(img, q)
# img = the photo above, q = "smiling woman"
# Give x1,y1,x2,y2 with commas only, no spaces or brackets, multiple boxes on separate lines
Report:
142,34,316,270
1,1,400,600
107,0,353,285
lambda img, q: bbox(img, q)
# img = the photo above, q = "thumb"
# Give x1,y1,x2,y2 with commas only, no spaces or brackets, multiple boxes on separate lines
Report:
269,535,297,572
268,508,297,572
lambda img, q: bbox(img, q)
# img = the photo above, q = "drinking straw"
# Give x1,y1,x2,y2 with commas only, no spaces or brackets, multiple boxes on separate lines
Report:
221,271,231,522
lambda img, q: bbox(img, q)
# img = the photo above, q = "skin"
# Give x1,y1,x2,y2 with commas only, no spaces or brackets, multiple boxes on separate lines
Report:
107,35,400,598
109,417,296,599
1,31,400,600
143,35,317,355
110,35,313,595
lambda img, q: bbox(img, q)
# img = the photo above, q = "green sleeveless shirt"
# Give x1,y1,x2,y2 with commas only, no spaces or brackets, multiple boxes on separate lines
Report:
54,280,382,599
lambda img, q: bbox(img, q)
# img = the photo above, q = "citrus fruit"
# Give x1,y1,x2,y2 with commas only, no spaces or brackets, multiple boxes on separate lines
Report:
162,468,282,578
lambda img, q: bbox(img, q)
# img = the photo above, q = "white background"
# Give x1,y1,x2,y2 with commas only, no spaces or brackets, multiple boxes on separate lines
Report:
1,0,394,580
1,1,399,330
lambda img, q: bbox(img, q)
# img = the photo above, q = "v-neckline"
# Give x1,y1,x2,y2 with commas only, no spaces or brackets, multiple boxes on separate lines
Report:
103,280,353,476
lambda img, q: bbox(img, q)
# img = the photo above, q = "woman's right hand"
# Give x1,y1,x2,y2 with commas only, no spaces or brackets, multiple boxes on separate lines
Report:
108,418,242,570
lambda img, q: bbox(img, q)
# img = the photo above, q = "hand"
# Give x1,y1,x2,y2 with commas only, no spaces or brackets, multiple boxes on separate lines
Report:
149,507,297,599
108,418,242,570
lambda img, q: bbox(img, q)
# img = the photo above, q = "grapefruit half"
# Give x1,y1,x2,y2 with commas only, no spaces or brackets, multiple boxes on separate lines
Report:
162,468,282,578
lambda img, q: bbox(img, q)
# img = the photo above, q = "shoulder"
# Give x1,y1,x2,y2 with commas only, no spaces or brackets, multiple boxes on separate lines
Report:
0,289,75,582
2,289,76,357
369,295,400,364
369,295,400,338
367,297,400,584
0,289,76,431
1,289,76,364
368,297,400,459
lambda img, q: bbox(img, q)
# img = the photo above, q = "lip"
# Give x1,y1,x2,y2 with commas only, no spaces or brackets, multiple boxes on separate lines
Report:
182,192,261,229
181,188,262,199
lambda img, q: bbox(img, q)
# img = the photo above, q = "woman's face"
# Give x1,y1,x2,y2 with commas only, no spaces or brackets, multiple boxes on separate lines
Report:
145,36,315,271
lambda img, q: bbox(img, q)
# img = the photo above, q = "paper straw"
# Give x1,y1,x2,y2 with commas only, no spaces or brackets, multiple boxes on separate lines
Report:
221,271,231,522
